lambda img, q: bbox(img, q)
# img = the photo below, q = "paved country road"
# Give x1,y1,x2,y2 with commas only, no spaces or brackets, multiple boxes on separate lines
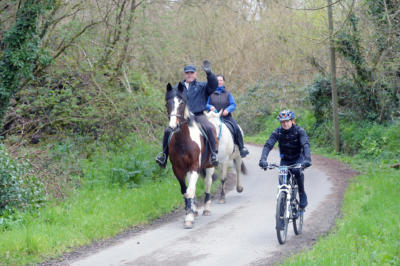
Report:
65,144,357,266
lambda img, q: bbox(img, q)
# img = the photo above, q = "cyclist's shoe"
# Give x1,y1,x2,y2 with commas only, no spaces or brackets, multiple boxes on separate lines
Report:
239,147,249,158
210,152,219,166
298,207,306,216
155,152,167,168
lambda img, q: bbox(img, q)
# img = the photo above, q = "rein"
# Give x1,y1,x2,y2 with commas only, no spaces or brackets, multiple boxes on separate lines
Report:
218,117,223,140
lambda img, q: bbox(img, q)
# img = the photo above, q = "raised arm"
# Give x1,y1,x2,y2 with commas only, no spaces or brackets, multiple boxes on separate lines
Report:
202,60,217,95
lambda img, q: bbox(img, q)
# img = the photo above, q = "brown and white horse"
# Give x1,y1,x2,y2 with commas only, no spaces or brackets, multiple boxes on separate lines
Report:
165,82,215,229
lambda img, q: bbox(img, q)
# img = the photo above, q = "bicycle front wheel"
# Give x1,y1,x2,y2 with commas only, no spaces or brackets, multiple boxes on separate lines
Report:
276,191,288,244
292,187,303,235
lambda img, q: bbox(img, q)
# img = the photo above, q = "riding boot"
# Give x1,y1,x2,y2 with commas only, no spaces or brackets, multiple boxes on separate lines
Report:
209,133,218,166
236,128,249,158
155,128,171,168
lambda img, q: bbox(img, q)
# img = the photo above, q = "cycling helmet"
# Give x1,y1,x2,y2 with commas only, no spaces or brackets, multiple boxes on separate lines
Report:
277,109,295,121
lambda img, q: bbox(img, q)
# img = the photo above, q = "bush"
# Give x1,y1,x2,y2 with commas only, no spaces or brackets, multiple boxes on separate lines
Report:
0,144,45,223
82,134,168,188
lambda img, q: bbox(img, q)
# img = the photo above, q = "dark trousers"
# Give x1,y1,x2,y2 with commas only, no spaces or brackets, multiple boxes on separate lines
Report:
281,159,308,209
161,114,217,156
221,115,244,150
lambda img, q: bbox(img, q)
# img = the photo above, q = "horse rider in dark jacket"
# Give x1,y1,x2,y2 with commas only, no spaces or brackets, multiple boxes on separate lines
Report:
258,110,312,212
206,74,249,158
156,60,219,168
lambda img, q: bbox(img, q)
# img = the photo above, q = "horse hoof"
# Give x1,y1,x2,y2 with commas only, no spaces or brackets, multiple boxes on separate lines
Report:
203,210,211,216
219,198,226,204
184,221,193,229
237,186,243,193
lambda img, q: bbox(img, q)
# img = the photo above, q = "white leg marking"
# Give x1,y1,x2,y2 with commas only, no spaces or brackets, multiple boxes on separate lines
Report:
204,168,214,194
185,171,199,199
185,212,194,223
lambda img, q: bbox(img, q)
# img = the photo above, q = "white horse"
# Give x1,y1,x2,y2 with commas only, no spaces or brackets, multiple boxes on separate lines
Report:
205,111,247,203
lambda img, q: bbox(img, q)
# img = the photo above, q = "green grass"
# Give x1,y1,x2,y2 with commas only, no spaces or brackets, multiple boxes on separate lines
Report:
0,135,220,264
0,177,183,264
283,155,400,265
246,119,400,265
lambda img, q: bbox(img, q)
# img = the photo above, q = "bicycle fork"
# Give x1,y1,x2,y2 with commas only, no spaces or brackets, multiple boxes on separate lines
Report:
277,185,292,220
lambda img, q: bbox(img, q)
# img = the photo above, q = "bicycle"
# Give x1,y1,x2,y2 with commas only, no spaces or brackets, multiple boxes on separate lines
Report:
266,163,304,244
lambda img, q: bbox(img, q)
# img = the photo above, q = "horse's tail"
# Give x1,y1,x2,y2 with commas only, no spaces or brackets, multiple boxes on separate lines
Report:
241,161,248,175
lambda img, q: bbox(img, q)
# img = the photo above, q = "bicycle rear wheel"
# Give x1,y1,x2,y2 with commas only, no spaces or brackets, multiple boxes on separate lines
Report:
292,187,303,235
276,192,288,244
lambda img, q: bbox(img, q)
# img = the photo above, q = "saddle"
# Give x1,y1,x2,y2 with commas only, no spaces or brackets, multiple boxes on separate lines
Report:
220,119,236,142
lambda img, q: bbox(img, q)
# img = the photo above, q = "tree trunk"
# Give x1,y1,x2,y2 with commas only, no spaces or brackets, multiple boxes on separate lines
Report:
327,0,340,152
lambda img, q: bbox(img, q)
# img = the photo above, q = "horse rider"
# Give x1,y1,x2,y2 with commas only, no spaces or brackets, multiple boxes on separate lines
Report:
155,60,219,168
206,74,249,158
258,109,312,213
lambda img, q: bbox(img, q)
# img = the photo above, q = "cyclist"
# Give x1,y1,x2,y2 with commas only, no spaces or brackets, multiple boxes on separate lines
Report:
155,61,219,168
258,110,312,213
206,74,249,158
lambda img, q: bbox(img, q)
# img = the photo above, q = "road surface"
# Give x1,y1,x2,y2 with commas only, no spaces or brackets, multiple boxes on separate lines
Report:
71,144,332,266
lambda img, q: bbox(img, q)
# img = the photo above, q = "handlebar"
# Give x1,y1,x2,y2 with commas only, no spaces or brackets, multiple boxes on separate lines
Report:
266,163,303,170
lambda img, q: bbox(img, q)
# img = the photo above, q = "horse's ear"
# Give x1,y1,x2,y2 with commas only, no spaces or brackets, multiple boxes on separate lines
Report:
167,83,173,91
178,82,185,92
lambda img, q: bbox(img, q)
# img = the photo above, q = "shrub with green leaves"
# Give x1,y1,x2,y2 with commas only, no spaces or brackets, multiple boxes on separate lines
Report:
82,135,167,188
0,144,46,220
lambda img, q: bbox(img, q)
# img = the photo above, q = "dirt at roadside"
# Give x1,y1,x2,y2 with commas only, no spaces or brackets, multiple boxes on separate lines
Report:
253,154,359,266
41,154,358,265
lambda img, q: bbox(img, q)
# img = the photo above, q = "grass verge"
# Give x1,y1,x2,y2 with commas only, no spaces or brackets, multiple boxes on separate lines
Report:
282,152,400,265
245,134,400,265
0,136,219,265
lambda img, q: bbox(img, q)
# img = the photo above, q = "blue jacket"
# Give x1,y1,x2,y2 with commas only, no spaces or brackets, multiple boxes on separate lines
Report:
206,86,236,113
175,73,218,114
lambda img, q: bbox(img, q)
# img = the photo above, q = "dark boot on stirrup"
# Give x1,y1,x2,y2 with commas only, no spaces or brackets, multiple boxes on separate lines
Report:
155,152,167,168
210,151,218,166
239,147,249,158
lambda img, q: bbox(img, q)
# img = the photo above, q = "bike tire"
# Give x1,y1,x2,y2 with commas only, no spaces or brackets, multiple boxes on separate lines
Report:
276,191,288,244
292,187,303,235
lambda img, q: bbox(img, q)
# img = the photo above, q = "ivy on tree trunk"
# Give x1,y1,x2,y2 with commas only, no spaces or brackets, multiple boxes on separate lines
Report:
0,0,56,128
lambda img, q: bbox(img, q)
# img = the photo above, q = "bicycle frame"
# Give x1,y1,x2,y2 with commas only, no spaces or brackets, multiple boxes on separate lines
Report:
269,163,302,219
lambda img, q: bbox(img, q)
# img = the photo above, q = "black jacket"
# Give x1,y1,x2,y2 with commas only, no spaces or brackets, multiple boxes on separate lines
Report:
260,124,311,163
175,72,217,114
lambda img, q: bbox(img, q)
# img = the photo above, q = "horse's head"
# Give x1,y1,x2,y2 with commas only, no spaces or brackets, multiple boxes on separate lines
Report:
205,109,222,128
165,82,189,131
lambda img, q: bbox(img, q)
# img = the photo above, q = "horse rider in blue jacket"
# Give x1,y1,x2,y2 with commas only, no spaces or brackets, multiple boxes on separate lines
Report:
206,74,249,158
156,61,219,168
258,110,312,212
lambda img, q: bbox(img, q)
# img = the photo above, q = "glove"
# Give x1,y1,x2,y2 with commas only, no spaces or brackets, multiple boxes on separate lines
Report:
202,60,211,74
302,161,311,169
259,159,268,170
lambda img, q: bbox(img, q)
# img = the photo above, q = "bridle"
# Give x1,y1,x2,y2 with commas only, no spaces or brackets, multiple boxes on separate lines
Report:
167,97,188,132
